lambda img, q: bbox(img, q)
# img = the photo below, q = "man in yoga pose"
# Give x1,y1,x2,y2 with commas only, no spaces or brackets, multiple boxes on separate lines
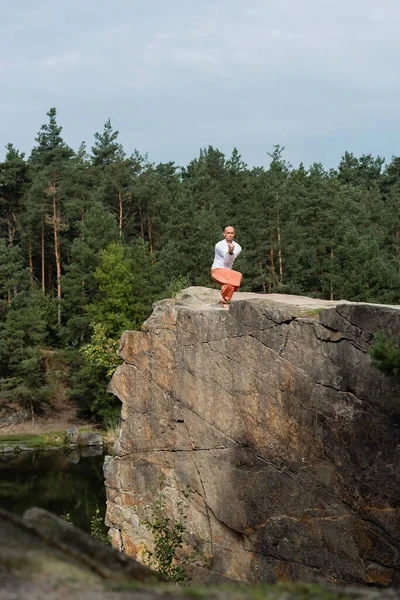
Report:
211,226,242,307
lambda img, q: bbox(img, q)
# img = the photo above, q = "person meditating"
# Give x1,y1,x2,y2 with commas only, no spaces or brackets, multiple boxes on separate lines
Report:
211,226,242,307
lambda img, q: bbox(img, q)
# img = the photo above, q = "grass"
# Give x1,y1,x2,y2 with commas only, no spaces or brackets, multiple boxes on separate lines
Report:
102,417,120,447
0,430,100,450
0,432,65,449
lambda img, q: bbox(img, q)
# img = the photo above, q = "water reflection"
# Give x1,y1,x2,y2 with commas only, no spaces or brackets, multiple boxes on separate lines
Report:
0,447,106,533
66,446,103,464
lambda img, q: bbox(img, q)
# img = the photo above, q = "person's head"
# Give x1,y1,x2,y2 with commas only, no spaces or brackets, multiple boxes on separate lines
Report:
223,226,235,242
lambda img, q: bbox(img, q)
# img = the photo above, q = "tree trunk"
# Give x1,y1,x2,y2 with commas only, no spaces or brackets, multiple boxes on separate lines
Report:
41,221,45,294
269,225,275,293
119,190,123,237
127,192,133,230
30,400,35,424
314,241,318,274
7,218,15,248
48,262,52,294
139,205,144,239
53,195,62,326
260,260,266,293
277,225,283,284
82,209,85,296
147,207,153,253
29,245,34,289
8,216,18,296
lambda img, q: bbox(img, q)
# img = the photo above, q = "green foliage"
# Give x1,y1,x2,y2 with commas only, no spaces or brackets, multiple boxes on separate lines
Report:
62,202,120,345
86,243,137,336
70,237,159,423
164,275,191,298
68,323,121,423
0,239,27,307
102,415,120,447
0,431,69,449
141,475,189,584
85,239,158,339
91,119,125,167
4,106,400,422
81,323,121,379
61,512,72,523
0,289,53,410
369,330,400,375
90,507,110,543
61,507,110,543
29,107,74,176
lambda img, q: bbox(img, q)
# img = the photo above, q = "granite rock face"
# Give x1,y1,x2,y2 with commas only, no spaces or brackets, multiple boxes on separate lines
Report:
105,287,400,588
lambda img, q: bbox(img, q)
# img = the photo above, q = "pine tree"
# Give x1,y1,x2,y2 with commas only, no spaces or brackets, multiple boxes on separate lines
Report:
91,120,143,239
62,202,120,345
28,108,74,323
91,119,125,167
0,144,29,249
0,243,51,418
0,239,26,309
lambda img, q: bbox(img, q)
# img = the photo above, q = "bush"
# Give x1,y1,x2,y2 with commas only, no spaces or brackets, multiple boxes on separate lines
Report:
140,474,190,584
369,330,400,375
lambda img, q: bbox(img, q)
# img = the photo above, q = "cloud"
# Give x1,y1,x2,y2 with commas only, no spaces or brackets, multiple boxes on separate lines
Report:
41,52,81,69
1,0,400,167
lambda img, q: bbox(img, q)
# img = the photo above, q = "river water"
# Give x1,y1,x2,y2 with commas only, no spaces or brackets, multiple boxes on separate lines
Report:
0,447,107,533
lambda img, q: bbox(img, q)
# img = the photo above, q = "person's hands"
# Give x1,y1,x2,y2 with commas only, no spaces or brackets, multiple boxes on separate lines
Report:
228,242,234,255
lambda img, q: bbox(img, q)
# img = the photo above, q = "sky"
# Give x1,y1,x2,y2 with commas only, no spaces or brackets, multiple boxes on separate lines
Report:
1,0,400,170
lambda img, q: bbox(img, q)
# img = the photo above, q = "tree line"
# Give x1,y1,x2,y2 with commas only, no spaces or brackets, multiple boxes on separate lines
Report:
1,107,400,422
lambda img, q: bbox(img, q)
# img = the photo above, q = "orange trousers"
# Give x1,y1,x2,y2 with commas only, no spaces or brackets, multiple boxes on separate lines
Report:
211,268,242,303
220,283,238,302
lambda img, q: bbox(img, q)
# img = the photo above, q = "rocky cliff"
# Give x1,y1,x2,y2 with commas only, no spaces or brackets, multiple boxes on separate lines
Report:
105,287,400,588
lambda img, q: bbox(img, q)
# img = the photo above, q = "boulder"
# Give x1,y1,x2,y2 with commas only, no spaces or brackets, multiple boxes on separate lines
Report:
64,427,103,447
64,425,79,445
79,431,103,446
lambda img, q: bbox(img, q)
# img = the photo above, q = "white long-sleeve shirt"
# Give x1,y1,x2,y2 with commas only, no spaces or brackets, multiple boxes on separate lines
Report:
211,239,242,270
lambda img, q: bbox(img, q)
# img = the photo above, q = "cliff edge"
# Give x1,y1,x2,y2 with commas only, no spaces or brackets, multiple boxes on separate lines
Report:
105,287,400,588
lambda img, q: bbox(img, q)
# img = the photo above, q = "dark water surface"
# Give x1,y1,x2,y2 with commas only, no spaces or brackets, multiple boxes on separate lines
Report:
0,447,107,533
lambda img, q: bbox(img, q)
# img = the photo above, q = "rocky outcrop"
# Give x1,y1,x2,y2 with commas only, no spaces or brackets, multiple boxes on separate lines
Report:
105,287,400,588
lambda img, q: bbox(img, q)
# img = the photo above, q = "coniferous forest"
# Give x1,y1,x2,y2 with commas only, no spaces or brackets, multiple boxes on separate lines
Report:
2,108,400,423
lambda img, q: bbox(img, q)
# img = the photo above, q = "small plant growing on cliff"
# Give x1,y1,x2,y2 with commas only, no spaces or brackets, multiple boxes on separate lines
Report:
90,507,110,543
61,508,110,543
369,330,400,375
140,474,190,584
61,512,72,523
